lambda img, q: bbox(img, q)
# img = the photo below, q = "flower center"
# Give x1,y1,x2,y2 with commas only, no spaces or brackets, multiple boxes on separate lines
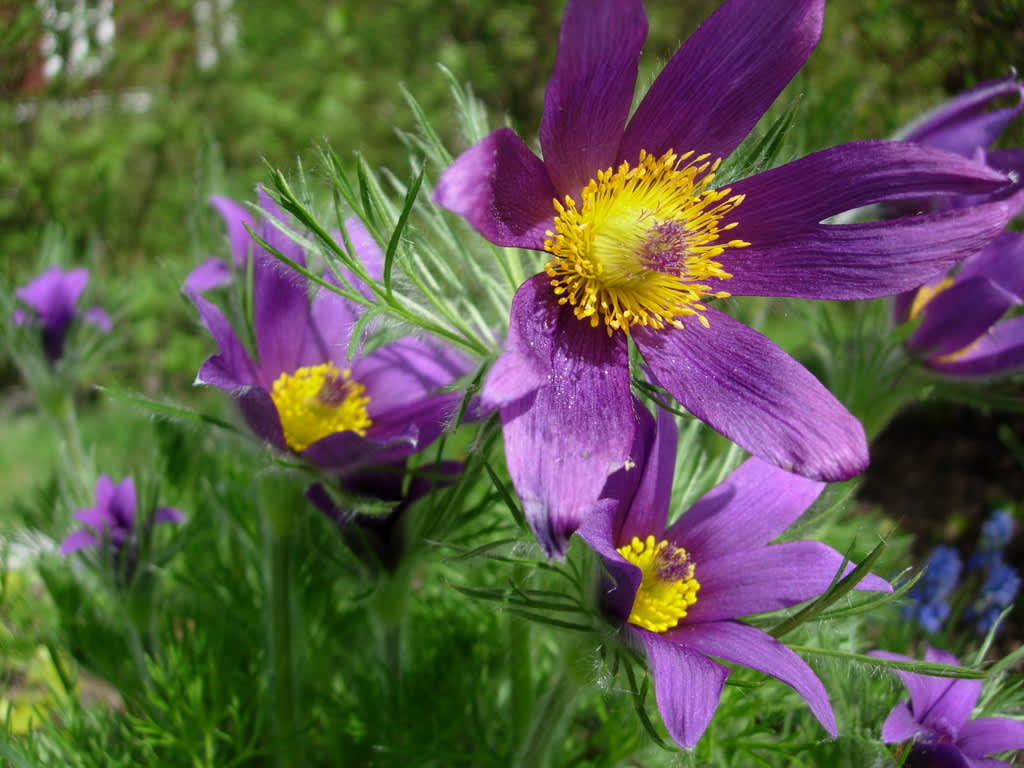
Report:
908,277,954,320
543,149,748,336
270,363,372,452
616,534,700,633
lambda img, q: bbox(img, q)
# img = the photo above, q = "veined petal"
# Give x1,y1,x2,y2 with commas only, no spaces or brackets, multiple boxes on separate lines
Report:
434,128,557,249
880,701,927,743
353,337,472,414
910,276,1018,356
870,649,980,733
209,196,256,268
717,201,1014,299
665,620,836,737
577,498,643,624
899,75,1024,157
236,386,288,451
621,0,823,164
958,230,1024,299
957,717,1024,759
488,280,636,557
929,315,1024,377
727,141,1010,243
635,310,868,482
308,280,359,364
635,628,729,749
191,294,259,389
252,251,318,379
540,0,647,195
685,541,889,623
618,406,677,543
668,458,824,561
366,392,464,455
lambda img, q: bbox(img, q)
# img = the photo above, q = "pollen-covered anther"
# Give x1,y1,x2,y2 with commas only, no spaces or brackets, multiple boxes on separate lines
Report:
270,362,372,452
617,534,700,633
544,149,748,335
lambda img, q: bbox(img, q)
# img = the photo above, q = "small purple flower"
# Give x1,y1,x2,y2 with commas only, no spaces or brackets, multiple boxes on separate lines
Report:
190,191,474,475
60,476,183,583
893,76,1024,378
435,0,1017,555
579,407,890,748
871,646,1024,768
965,559,1021,634
12,266,111,364
904,546,963,634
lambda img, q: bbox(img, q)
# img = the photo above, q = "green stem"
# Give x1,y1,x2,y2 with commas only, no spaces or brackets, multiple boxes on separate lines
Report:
260,473,305,768
510,655,583,768
371,563,413,719
507,568,532,745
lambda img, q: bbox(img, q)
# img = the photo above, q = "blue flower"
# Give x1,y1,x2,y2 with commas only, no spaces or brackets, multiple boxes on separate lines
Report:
966,558,1021,634
903,545,962,633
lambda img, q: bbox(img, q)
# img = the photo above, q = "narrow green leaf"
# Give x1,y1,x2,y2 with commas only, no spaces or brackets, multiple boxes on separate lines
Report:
789,646,987,678
383,165,424,298
98,388,239,433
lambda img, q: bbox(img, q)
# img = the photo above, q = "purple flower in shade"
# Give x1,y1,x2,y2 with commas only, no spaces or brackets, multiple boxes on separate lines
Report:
903,546,963,634
13,266,111,364
578,407,891,748
189,191,474,475
60,475,183,583
892,76,1024,378
871,646,1024,768
965,559,1021,635
434,0,1018,556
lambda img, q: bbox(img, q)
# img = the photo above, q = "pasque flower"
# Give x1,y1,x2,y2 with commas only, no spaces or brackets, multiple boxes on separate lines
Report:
13,266,111,364
871,646,1024,767
60,475,183,582
435,0,1016,555
893,76,1024,378
190,191,473,474
579,407,890,748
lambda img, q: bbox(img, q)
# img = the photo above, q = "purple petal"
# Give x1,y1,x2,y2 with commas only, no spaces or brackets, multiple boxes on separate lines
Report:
94,475,115,513
110,477,137,529
617,406,677,543
83,306,112,332
365,392,464,456
153,506,185,525
666,620,836,737
73,506,113,533
236,386,288,451
957,717,1024,759
901,75,1024,157
308,281,359,364
209,196,256,268
620,0,822,164
634,309,868,482
540,0,646,195
727,141,1011,243
880,701,926,743
909,276,1018,356
928,315,1024,378
352,337,472,414
302,430,415,471
485,276,637,557
685,541,889,623
184,257,233,294
577,500,643,624
668,457,824,562
59,529,98,555
434,128,557,249
870,649,980,734
338,216,384,298
635,628,729,749
256,187,307,269
717,202,1014,300
957,230,1024,299
191,294,259,389
252,251,318,379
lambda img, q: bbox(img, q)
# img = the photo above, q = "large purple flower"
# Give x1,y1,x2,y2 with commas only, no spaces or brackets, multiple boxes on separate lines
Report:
892,77,1024,378
13,266,111,364
435,0,1016,556
871,646,1024,768
190,192,473,474
579,407,890,748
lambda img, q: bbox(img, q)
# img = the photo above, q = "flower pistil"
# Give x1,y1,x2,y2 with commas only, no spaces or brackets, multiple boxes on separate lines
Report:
544,149,747,336
270,363,372,451
617,534,700,632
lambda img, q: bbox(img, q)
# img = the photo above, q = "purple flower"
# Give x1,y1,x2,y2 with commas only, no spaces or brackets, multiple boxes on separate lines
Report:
904,545,963,634
871,646,1024,768
434,0,1016,555
60,475,183,582
13,266,111,364
579,407,890,748
190,191,473,474
893,76,1024,378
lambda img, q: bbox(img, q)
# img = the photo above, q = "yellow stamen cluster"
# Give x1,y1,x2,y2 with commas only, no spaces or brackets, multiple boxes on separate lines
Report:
270,362,372,452
543,149,748,336
616,534,700,633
